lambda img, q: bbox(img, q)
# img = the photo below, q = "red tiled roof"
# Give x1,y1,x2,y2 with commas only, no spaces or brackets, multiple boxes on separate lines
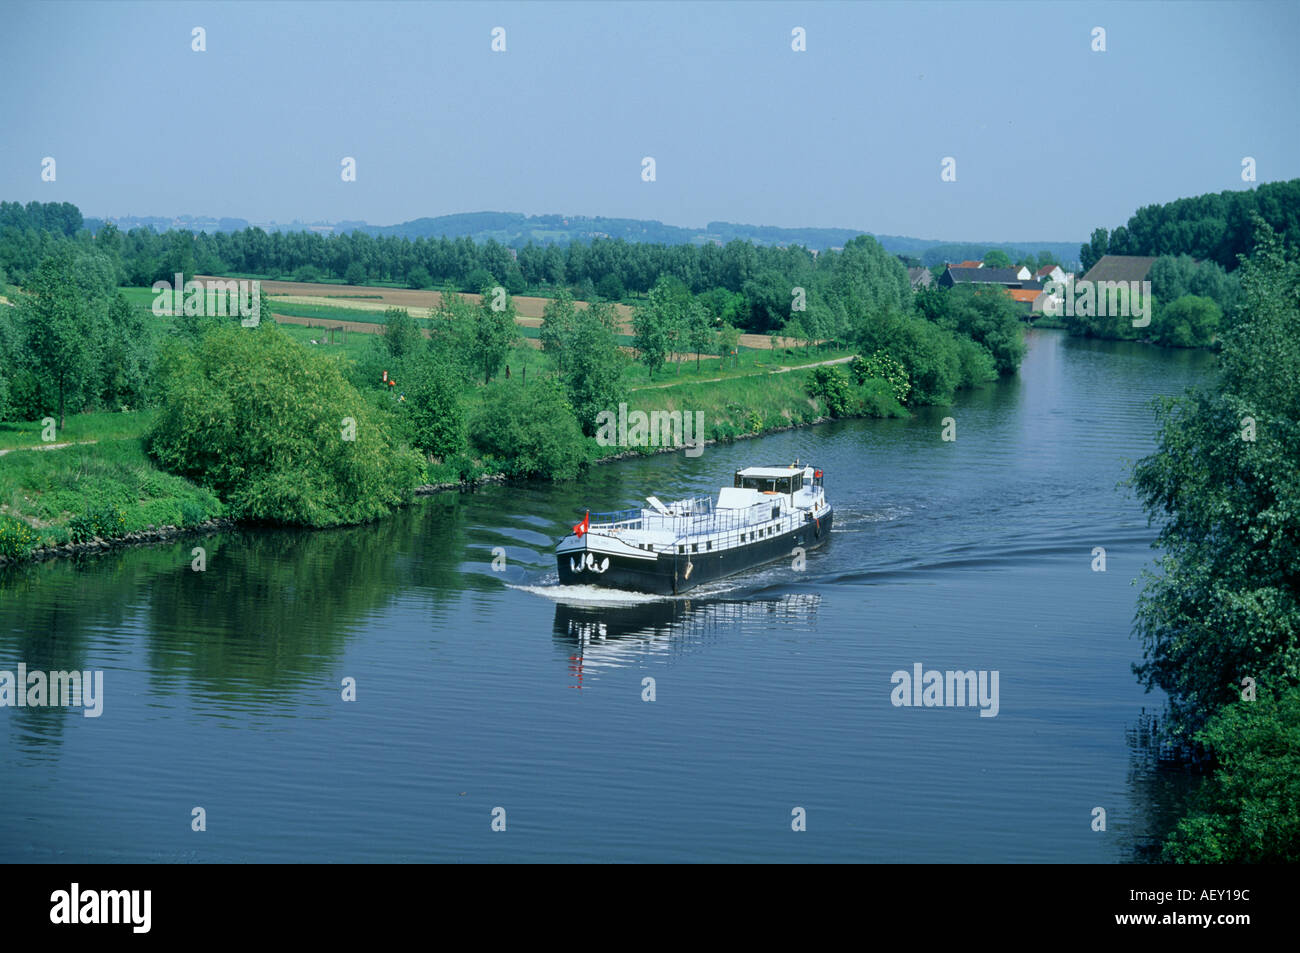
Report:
1035,265,1056,277
1006,288,1043,303
952,260,983,269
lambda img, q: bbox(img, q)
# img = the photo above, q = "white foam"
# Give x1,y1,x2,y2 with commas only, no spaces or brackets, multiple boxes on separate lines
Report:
508,583,670,606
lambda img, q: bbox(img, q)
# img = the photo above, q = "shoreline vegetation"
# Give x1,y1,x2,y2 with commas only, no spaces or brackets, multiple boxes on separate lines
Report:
0,360,903,567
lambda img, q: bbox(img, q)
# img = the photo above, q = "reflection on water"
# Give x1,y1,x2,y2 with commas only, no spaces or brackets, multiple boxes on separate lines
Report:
554,594,821,685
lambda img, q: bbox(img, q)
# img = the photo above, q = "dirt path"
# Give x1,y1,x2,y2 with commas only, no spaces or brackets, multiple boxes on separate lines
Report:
628,355,854,390
0,439,99,457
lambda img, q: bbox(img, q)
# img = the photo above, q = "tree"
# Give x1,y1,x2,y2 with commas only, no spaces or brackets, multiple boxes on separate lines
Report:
1161,683,1300,863
147,323,423,526
563,300,627,435
982,249,1012,268
715,322,741,368
380,307,423,362
1132,220,1300,743
685,300,713,369
539,289,577,371
1080,227,1110,273
632,279,680,379
402,358,466,460
470,378,588,479
98,291,153,411
344,262,366,286
471,286,521,384
595,272,625,301
17,249,96,427
1154,295,1221,348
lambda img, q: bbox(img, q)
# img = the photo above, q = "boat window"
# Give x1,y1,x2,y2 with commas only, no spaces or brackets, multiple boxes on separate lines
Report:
691,543,698,553
678,545,684,554
738,475,793,493
707,541,713,550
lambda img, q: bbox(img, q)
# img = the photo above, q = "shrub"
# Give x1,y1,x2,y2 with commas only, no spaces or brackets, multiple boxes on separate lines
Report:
470,379,588,480
68,503,126,542
806,366,852,417
147,323,423,527
852,350,911,404
180,500,208,527
0,515,38,560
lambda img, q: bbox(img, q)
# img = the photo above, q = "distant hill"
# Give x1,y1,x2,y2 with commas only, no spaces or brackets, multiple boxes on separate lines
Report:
82,209,1082,269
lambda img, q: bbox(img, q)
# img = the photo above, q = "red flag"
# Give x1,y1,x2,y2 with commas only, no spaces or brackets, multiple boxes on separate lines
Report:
573,511,590,537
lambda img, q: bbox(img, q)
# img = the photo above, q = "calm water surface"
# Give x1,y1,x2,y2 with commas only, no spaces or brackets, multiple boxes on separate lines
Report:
0,330,1212,862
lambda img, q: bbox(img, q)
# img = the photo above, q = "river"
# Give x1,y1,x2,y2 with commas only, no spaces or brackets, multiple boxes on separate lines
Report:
0,329,1213,862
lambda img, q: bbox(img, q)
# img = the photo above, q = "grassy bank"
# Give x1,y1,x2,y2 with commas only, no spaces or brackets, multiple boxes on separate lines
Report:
0,433,222,559
0,354,897,563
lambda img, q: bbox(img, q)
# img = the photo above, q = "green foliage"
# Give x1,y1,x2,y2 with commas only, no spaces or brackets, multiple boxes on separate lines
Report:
401,358,466,460
632,278,683,379
470,378,588,480
539,289,577,370
179,500,209,527
380,306,423,362
1152,294,1221,348
407,265,433,290
562,301,627,436
12,248,98,424
344,262,366,286
1149,255,1240,318
463,267,495,294
147,323,423,527
982,249,1012,268
856,310,961,405
1132,221,1300,742
939,286,1026,374
595,272,625,301
471,288,522,384
715,322,741,367
0,514,38,560
806,366,852,417
1162,684,1300,862
1089,179,1300,271
852,350,911,405
68,503,127,543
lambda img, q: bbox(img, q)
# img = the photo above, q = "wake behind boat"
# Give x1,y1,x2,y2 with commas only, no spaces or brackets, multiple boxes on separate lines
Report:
556,464,833,594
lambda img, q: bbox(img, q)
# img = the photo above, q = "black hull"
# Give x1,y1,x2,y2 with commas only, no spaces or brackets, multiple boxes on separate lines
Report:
557,508,832,595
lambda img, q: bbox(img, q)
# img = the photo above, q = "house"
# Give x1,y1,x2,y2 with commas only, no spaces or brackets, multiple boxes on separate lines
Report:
907,267,934,290
1035,264,1069,284
1077,255,1157,286
938,266,1024,288
1014,265,1032,281
950,259,984,269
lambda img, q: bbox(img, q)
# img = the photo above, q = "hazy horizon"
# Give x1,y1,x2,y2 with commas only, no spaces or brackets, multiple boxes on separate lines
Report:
3,0,1297,242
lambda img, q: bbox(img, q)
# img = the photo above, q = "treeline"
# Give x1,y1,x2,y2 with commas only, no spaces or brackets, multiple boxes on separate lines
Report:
0,200,1024,345
1079,178,1300,272
1132,219,1300,861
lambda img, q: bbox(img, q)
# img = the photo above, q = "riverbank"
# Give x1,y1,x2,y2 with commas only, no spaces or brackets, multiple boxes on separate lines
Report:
0,360,906,567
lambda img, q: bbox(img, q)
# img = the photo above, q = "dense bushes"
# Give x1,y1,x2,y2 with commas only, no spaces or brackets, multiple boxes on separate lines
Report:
148,323,423,526
469,379,589,479
1161,683,1300,862
0,248,155,423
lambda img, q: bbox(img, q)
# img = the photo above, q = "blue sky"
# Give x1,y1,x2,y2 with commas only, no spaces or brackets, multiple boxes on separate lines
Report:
1,0,1297,242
